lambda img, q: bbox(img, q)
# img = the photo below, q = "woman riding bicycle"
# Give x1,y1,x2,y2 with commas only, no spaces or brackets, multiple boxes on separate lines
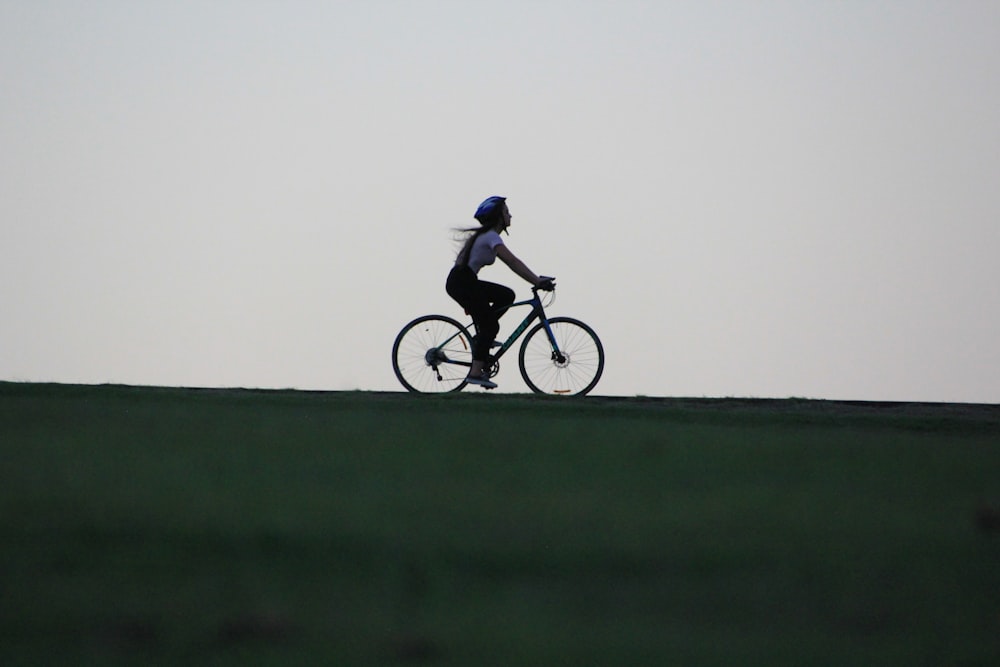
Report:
446,196,555,389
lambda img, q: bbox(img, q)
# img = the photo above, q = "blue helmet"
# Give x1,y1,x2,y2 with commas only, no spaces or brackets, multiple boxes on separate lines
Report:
474,196,507,224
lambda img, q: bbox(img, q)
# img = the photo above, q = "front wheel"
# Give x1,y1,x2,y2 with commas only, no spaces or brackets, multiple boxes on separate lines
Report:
518,317,604,396
392,315,473,393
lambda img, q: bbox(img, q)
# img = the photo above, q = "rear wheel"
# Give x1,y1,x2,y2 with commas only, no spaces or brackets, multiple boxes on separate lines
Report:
518,317,604,396
392,315,473,393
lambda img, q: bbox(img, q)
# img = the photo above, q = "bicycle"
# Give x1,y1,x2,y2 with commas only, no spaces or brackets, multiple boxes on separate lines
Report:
391,284,604,395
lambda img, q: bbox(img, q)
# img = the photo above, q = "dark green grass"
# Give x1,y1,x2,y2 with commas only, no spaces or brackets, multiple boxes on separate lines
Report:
1,382,998,665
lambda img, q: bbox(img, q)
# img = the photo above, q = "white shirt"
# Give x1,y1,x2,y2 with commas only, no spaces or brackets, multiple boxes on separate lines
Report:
464,230,505,274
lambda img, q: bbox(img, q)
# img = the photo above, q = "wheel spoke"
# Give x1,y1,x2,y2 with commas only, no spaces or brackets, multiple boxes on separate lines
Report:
392,316,472,393
519,318,603,396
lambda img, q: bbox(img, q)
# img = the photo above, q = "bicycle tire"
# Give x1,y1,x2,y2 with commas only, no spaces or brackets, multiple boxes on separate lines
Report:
518,316,604,396
392,315,473,393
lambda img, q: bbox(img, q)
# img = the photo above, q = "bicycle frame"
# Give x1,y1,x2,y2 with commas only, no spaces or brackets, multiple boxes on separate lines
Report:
439,287,562,371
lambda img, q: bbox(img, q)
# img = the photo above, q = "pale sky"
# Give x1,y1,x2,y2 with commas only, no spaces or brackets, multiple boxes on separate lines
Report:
2,1,998,402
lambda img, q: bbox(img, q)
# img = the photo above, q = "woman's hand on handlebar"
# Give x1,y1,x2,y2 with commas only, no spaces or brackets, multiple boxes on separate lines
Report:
535,276,556,291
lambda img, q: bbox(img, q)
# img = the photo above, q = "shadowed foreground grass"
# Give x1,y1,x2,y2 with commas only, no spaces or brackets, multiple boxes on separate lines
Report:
1,382,998,665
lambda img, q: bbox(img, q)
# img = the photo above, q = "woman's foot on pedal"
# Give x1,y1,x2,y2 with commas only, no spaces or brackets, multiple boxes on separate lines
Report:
465,374,498,390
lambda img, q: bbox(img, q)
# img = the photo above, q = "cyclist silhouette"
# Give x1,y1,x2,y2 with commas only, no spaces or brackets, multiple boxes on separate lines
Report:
446,196,554,389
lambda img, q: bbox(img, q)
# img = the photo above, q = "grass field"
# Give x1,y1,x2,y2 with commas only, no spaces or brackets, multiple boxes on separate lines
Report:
1,382,998,666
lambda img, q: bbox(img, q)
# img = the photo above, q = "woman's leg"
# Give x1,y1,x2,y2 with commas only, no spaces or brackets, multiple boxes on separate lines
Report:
446,267,495,370
466,280,514,360
478,280,516,318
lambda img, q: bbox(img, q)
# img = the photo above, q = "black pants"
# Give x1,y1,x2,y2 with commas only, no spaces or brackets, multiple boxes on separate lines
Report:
446,266,515,362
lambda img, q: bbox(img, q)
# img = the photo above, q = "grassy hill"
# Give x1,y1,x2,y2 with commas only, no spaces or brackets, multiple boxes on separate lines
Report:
2,382,998,665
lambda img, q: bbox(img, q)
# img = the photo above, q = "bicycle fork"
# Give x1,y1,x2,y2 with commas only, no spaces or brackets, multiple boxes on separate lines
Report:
541,319,568,364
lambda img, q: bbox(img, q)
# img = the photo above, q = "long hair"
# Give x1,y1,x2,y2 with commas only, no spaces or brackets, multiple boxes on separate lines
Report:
454,205,504,267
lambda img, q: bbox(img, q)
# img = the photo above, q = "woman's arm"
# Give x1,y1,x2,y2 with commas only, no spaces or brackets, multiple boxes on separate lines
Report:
496,244,543,286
